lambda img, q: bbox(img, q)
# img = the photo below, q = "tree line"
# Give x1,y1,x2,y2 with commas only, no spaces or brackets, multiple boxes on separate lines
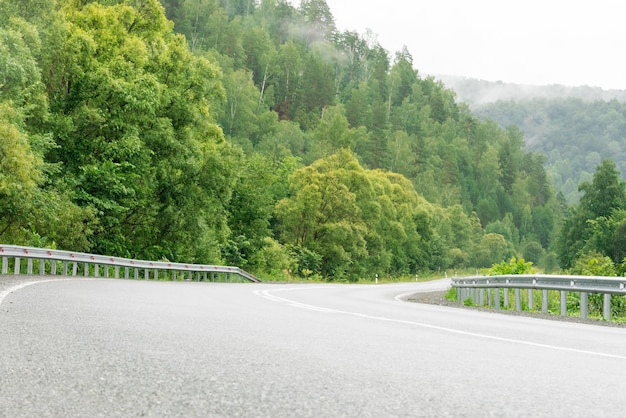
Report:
2,0,604,281
474,97,626,204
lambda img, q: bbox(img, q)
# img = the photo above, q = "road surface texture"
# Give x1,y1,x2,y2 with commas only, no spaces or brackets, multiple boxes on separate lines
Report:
1,278,625,417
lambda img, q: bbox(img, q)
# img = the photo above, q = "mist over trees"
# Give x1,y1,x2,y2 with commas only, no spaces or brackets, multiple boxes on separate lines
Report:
473,98,626,204
436,75,626,107
0,0,594,280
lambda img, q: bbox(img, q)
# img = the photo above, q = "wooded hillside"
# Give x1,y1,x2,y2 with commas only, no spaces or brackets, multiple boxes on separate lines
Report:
0,0,562,280
474,98,626,204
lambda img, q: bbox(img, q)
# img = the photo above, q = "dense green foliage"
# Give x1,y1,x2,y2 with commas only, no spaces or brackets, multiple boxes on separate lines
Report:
556,159,626,270
0,0,566,280
474,97,626,204
483,257,535,276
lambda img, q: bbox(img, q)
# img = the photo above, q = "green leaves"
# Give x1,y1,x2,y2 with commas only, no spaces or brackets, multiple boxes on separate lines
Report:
557,160,626,269
486,257,535,276
0,104,41,233
0,0,567,277
276,150,439,280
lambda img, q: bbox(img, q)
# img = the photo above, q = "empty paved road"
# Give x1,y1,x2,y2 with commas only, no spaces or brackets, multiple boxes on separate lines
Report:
1,279,625,417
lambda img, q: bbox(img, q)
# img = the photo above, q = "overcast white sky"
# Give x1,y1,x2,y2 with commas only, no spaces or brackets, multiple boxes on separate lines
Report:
322,0,626,90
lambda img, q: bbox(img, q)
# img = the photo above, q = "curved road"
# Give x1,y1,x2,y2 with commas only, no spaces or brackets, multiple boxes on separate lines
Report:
1,278,625,417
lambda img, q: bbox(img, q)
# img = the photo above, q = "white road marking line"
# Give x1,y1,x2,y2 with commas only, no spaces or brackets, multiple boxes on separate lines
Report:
0,279,71,307
257,287,626,360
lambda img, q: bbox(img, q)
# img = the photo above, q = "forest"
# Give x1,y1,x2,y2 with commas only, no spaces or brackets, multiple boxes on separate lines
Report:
473,97,626,204
1,0,619,281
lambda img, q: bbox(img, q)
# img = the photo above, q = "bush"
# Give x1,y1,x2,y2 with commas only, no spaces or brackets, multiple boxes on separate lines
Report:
522,241,544,264
483,257,535,275
569,251,616,276
254,238,291,275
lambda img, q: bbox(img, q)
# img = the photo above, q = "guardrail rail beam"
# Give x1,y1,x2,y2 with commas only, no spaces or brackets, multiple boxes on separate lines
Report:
0,245,261,283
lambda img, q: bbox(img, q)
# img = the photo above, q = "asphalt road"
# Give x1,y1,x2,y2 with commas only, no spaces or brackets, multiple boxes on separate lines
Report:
1,278,625,417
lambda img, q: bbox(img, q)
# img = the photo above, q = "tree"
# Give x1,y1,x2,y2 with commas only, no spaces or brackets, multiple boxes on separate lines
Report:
275,149,440,280
579,159,625,219
557,160,626,268
476,233,509,267
308,105,353,161
297,0,336,45
35,0,236,262
297,50,335,120
0,103,42,241
275,150,368,279
274,40,303,120
242,25,278,107
224,154,296,268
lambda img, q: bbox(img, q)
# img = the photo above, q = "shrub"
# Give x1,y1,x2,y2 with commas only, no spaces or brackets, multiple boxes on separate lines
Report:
483,257,535,276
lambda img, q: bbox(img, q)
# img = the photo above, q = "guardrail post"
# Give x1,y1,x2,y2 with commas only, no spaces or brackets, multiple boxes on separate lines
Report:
494,288,500,310
94,264,99,277
580,292,588,319
39,259,45,275
115,266,119,279
14,257,21,275
2,257,7,274
134,268,139,280
603,294,611,321
27,259,33,275
560,291,567,316
62,261,68,276
542,290,548,314
528,289,534,311
515,289,521,311
144,269,149,280
125,267,129,279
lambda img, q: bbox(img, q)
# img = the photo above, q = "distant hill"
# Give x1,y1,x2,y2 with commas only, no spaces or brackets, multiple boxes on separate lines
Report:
434,75,626,107
440,75,626,203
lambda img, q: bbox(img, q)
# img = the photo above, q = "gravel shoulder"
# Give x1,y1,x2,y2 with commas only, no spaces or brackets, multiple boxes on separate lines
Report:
405,289,626,328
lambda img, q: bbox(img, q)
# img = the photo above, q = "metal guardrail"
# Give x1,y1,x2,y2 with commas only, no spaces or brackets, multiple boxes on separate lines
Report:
452,274,626,321
0,245,261,283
